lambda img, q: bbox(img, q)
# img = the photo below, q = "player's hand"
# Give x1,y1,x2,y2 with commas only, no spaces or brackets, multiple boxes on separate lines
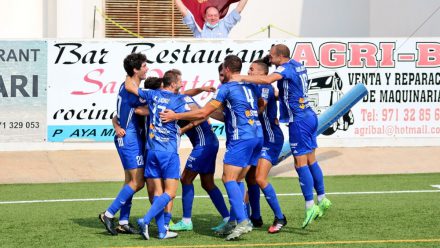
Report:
115,128,126,138
160,109,177,123
201,86,216,92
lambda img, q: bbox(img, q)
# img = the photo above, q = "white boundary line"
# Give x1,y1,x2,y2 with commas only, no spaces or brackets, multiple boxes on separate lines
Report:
0,189,439,205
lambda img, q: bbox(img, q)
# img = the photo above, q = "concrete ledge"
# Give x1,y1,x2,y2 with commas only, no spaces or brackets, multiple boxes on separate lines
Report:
1,147,439,184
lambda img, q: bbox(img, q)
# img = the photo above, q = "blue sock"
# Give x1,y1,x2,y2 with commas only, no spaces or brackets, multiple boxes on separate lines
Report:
237,182,248,218
309,161,325,195
296,166,315,201
182,184,194,218
143,193,171,224
119,196,132,223
152,196,166,234
208,187,229,218
262,183,284,219
164,212,172,226
107,184,135,216
248,184,261,219
224,181,246,223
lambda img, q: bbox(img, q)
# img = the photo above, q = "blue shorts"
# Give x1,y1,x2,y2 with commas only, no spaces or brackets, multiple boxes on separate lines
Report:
144,150,180,179
114,134,145,170
289,109,318,156
224,137,261,167
249,137,264,166
185,143,219,174
259,139,284,166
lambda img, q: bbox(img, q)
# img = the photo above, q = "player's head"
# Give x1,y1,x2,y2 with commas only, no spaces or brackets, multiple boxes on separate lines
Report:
218,63,226,83
269,44,290,66
169,69,182,87
223,55,242,81
249,55,270,76
204,6,220,26
123,53,148,79
144,77,163,90
163,69,182,93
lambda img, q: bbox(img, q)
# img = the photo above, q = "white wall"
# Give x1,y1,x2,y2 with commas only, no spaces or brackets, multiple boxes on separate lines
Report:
230,0,303,39
0,0,43,38
56,0,104,38
370,0,440,37
300,0,370,37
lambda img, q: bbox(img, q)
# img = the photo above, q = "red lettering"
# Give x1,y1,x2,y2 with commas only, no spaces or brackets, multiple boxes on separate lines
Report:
348,43,378,67
320,42,346,68
71,69,104,95
416,42,440,67
292,43,319,67
379,42,395,68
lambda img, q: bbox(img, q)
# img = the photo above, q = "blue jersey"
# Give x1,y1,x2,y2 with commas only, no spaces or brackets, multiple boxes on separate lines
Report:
116,83,145,136
212,82,260,141
179,95,219,147
245,83,264,139
138,89,189,153
274,59,310,123
258,84,283,143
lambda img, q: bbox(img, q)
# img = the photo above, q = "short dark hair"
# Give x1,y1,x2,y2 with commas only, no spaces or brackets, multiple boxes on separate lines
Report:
144,77,162,90
218,63,223,73
252,55,271,75
123,53,146,77
223,55,242,73
163,70,179,88
273,44,291,58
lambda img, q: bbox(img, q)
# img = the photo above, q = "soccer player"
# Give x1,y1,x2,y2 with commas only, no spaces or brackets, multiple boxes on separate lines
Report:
170,68,230,232
99,53,148,236
245,58,287,233
125,70,189,240
232,44,332,229
160,55,260,241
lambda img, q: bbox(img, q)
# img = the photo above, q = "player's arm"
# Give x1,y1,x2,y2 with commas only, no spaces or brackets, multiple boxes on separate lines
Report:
160,99,221,122
235,0,248,13
135,106,149,116
175,0,188,17
209,106,224,122
232,73,282,85
183,86,216,97
180,118,205,134
125,77,140,96
112,116,126,138
258,97,267,114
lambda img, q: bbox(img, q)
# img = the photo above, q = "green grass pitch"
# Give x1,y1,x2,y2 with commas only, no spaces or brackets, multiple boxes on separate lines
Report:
1,173,439,248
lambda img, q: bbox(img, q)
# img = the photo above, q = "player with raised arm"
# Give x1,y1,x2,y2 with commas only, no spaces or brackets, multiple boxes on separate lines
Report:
170,66,230,232
99,53,148,236
125,70,189,240
232,44,332,229
160,55,260,241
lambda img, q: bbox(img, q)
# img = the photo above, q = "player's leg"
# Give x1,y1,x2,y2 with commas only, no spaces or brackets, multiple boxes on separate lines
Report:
200,173,230,227
307,150,331,217
116,168,145,234
290,117,320,229
256,157,287,233
245,166,262,227
170,168,198,231
100,137,145,235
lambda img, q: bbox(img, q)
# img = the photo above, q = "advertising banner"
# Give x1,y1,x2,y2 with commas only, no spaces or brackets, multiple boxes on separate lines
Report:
0,41,47,142
46,39,440,144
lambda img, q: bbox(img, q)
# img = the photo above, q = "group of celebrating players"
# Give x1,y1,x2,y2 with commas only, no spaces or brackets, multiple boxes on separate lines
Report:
99,43,332,241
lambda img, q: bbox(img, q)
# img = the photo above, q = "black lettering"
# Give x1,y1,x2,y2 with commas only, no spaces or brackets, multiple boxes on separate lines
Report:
11,75,29,97
54,43,82,64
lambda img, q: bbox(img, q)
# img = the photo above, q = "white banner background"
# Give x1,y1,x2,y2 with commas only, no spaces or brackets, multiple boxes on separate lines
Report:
46,38,440,146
